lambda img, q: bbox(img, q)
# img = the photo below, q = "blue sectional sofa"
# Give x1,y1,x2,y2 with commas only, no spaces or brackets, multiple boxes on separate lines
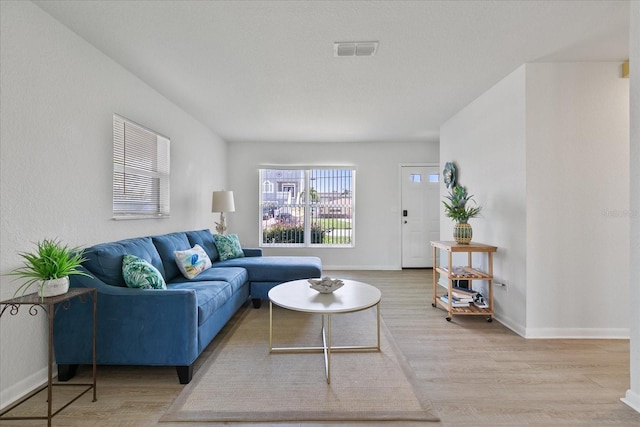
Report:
53,229,321,384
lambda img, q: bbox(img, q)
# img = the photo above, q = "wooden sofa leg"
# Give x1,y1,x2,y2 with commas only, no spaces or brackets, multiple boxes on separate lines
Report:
252,298,262,309
57,364,79,381
176,365,193,384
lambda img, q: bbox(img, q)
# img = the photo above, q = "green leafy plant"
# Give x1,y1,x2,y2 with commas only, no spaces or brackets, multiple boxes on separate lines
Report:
262,224,326,244
442,185,482,223
299,187,319,203
8,239,92,297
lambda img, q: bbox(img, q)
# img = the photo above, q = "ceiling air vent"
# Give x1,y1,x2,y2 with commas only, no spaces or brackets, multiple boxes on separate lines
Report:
334,41,379,57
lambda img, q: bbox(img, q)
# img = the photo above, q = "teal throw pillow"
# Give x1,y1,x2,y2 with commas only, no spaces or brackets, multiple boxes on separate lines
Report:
174,244,212,279
122,254,166,289
213,234,245,261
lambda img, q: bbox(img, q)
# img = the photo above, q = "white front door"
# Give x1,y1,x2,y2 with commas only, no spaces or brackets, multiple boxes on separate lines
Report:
401,166,440,268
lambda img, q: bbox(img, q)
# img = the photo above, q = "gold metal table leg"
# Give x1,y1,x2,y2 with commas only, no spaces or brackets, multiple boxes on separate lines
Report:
269,301,273,351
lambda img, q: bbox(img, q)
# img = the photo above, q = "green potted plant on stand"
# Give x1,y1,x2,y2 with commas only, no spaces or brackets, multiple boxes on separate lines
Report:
9,238,92,299
442,185,482,244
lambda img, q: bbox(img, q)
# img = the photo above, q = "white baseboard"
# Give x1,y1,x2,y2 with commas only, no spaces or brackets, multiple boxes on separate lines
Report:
493,315,526,337
524,327,630,339
0,364,50,411
622,389,640,413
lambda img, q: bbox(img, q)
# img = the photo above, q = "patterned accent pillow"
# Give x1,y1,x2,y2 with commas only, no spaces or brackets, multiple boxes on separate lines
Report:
174,244,212,279
213,234,245,261
122,254,166,289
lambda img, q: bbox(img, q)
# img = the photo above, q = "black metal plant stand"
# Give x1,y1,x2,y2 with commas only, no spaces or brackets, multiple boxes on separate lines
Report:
0,288,97,426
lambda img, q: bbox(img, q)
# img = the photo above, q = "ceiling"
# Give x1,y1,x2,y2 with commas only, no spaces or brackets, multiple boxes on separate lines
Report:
33,0,630,143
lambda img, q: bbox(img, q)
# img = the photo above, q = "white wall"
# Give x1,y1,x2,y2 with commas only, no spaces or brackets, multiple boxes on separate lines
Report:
624,0,640,414
0,1,228,407
526,62,629,338
440,62,629,338
228,141,439,269
440,66,528,333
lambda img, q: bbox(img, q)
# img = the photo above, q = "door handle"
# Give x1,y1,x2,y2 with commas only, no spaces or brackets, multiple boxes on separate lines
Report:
403,210,408,217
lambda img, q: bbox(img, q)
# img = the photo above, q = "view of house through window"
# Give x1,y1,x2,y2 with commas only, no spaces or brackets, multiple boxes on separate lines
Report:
260,168,355,247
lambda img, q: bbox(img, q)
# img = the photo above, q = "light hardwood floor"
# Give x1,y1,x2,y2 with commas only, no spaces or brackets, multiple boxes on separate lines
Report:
3,269,639,426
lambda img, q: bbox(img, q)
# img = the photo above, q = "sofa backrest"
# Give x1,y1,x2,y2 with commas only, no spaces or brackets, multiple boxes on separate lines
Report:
151,232,192,282
82,237,165,287
185,229,219,262
81,230,221,287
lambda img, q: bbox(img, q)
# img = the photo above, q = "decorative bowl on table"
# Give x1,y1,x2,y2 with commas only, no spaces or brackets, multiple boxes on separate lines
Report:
308,277,344,294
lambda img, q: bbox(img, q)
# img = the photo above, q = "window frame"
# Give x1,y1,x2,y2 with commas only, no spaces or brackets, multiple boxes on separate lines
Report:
259,167,355,248
112,114,170,219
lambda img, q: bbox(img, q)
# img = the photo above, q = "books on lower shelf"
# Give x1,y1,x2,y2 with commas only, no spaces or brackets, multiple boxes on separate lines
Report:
451,286,477,302
441,287,489,309
440,294,469,307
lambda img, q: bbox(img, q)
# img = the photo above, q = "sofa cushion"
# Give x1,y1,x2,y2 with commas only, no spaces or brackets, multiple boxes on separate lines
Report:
213,256,322,283
152,232,191,282
82,237,164,287
170,266,248,289
168,280,234,326
174,244,212,279
122,254,167,289
185,229,219,262
213,234,245,261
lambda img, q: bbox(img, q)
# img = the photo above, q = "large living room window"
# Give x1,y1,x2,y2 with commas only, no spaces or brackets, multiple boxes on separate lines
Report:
260,168,355,247
113,114,170,219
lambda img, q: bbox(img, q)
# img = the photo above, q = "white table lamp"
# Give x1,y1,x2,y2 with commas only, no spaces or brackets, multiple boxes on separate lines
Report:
211,190,235,234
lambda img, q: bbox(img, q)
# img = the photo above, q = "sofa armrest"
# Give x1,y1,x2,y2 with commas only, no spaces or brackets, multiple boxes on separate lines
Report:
54,268,199,366
242,248,263,257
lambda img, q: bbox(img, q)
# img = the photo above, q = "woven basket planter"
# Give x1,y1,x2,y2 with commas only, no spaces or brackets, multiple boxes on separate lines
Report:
453,223,472,244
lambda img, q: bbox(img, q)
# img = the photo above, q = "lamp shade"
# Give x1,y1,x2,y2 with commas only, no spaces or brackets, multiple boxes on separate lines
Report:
211,190,235,213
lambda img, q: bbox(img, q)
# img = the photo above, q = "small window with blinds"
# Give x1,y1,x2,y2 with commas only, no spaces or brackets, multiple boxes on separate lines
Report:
113,114,170,219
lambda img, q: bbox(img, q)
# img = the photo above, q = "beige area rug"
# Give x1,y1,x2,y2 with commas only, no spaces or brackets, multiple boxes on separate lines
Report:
161,303,439,423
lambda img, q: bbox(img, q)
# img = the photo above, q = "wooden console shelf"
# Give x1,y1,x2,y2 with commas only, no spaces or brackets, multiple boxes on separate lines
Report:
430,241,497,322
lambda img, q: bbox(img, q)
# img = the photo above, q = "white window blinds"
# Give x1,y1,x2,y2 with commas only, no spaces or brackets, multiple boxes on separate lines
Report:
113,115,170,218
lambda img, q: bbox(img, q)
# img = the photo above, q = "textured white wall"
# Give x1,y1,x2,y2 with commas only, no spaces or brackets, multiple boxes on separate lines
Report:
227,140,439,269
0,1,227,407
525,62,629,338
625,0,640,414
440,66,528,334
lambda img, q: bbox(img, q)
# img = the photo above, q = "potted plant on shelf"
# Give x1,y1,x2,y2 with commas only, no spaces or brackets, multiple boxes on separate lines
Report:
8,238,92,299
442,185,482,244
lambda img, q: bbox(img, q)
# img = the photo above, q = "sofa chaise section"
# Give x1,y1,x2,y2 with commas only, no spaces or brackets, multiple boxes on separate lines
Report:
185,229,322,307
215,255,322,307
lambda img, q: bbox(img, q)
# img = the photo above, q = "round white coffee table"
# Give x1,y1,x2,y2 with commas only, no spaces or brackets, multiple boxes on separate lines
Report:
268,279,381,384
